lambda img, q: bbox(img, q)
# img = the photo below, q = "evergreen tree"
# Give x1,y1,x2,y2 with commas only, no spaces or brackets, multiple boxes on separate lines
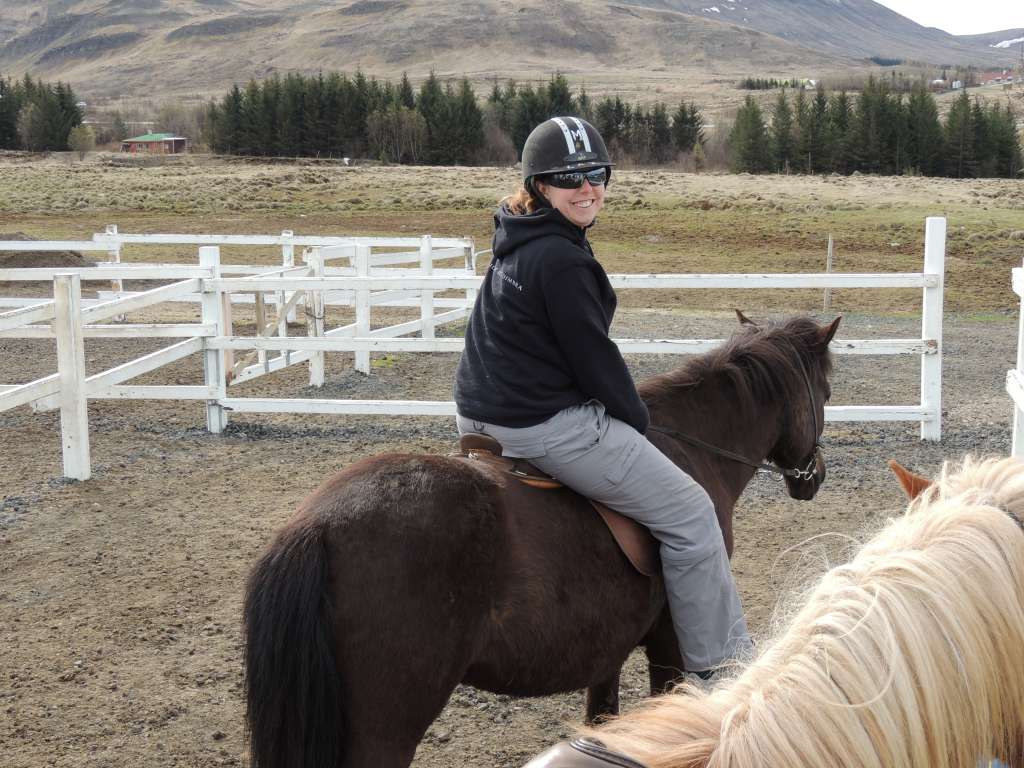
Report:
904,82,943,176
238,80,263,155
398,72,415,109
303,73,328,156
545,74,574,116
436,82,461,164
849,77,896,173
321,73,343,156
770,89,794,172
973,98,996,177
508,83,546,156
575,85,593,122
416,70,447,163
650,102,673,163
990,103,1022,178
594,95,628,149
626,105,654,163
672,101,704,153
453,78,484,163
793,88,810,171
807,85,828,173
729,96,770,172
218,84,244,153
0,76,23,149
944,90,977,178
51,82,83,149
826,91,853,174
110,112,128,142
277,74,305,156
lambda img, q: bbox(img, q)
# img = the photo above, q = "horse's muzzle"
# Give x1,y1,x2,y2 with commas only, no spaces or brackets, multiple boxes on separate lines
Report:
785,447,826,501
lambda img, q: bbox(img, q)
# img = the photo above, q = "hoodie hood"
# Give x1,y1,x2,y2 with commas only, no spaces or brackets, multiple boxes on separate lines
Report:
492,203,589,260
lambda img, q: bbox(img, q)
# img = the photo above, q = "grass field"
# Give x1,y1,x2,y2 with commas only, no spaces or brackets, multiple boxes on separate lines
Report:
2,153,1023,314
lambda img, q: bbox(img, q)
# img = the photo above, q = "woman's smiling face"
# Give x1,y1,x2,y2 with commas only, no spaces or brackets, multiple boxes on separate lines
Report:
535,176,606,228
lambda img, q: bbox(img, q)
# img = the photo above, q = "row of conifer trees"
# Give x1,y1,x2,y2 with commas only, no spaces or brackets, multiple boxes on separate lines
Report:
0,74,83,151
204,72,708,166
729,78,1022,178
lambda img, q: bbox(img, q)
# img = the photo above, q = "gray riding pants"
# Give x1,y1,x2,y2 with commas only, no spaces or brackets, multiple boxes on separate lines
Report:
456,401,752,672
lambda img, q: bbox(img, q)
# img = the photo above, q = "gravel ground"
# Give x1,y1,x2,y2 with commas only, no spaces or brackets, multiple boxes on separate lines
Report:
0,307,1017,768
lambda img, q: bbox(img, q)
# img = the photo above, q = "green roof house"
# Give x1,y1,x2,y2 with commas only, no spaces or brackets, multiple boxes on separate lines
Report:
120,133,188,154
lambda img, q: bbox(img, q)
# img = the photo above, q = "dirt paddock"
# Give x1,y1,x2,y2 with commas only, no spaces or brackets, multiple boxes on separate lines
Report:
2,159,1022,767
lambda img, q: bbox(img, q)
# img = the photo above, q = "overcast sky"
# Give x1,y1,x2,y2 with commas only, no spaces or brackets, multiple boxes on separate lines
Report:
871,1,1024,36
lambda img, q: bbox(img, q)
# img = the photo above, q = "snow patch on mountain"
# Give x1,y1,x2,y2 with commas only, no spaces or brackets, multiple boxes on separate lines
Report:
992,36,1024,49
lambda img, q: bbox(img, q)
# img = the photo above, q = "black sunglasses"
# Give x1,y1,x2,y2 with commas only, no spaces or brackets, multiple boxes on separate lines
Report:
540,167,609,189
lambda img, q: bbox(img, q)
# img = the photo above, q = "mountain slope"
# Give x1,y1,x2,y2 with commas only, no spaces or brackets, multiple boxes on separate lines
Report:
0,0,1018,101
628,0,1018,66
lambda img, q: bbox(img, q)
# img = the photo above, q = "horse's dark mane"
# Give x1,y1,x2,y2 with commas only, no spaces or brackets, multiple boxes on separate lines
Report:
638,317,833,411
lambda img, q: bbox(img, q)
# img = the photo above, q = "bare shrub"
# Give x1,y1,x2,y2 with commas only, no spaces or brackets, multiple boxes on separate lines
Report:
68,125,96,159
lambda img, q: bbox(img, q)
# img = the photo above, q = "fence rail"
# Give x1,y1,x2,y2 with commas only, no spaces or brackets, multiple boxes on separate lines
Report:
0,218,947,480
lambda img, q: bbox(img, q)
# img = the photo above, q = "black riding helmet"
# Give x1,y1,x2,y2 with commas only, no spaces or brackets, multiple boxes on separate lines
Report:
521,117,613,192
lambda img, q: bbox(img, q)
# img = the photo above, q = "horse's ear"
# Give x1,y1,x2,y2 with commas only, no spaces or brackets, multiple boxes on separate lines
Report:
817,316,841,349
888,459,933,499
735,309,758,327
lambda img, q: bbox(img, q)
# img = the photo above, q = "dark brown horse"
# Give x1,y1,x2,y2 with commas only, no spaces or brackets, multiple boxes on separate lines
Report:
243,314,841,768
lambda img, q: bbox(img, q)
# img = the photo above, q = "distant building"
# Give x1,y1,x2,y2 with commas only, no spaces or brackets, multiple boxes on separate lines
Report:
980,70,1012,85
952,80,964,90
120,133,188,154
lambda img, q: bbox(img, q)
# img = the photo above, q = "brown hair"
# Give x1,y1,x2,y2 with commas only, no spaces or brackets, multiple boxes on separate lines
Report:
501,184,544,215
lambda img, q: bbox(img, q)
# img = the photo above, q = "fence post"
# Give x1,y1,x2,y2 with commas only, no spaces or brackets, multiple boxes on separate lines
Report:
200,246,228,433
354,244,371,374
467,245,484,308
307,247,326,386
1013,259,1024,458
281,230,297,324
920,216,946,441
53,273,90,480
254,289,268,371
420,235,434,339
823,234,833,311
105,224,125,321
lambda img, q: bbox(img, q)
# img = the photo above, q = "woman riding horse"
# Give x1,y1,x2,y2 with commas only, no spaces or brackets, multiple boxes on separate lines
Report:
455,116,753,678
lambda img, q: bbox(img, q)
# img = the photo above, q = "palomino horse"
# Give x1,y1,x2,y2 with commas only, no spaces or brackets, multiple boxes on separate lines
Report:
243,315,840,768
567,456,1024,768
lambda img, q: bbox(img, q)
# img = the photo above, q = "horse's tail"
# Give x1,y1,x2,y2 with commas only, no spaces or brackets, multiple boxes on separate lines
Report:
244,519,342,768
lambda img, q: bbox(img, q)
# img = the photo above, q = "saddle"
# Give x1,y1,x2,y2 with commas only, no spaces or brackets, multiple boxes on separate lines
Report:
522,738,647,768
455,434,659,578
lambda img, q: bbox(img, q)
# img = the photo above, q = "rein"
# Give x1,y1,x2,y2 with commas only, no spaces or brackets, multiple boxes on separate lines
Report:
647,425,820,481
648,336,822,483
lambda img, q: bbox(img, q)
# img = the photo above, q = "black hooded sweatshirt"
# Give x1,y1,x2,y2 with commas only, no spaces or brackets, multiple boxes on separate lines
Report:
454,203,649,434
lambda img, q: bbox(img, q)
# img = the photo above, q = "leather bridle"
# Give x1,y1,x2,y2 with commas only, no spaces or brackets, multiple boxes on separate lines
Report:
649,338,823,483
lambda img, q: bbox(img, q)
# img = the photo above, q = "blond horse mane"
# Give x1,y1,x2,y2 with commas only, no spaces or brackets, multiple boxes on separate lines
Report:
589,456,1024,768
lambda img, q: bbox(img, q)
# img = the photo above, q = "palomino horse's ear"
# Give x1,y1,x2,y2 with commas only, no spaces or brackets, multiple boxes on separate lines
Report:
888,459,933,499
735,309,758,327
817,316,842,348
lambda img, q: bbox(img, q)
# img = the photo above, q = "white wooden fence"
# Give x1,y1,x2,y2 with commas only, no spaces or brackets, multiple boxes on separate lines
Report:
1007,260,1024,457
0,217,947,480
